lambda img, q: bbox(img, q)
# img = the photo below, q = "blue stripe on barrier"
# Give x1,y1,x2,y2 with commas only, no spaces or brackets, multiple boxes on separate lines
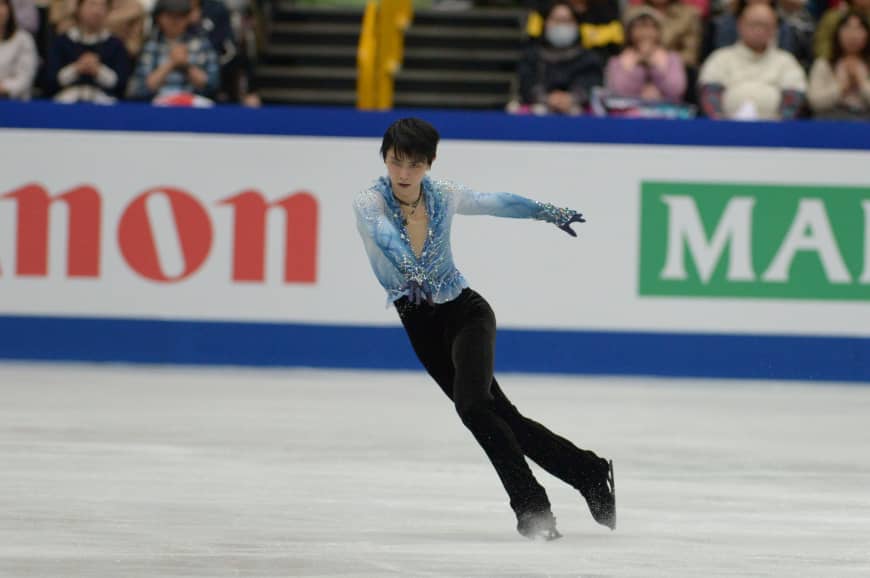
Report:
2,101,870,151
0,315,866,383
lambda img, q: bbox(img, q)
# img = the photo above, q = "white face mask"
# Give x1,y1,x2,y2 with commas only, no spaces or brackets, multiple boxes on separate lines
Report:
545,24,579,48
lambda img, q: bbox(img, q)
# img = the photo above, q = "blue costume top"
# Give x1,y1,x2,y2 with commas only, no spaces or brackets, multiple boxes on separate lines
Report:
353,175,577,306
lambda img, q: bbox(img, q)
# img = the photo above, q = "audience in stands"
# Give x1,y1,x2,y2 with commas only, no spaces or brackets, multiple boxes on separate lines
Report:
11,0,37,34
626,0,703,68
4,0,870,121
50,0,146,58
814,0,870,59
128,0,219,105
808,10,870,118
699,2,807,119
527,0,625,58
515,0,603,114
0,0,37,99
47,0,130,103
190,0,233,94
779,0,816,67
628,0,711,19
605,6,687,101
705,0,814,68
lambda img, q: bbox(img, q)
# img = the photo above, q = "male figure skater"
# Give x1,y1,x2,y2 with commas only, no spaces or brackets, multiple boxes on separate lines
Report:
353,118,615,540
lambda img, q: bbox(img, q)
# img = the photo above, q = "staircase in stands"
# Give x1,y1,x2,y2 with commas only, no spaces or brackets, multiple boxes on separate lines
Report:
256,3,525,110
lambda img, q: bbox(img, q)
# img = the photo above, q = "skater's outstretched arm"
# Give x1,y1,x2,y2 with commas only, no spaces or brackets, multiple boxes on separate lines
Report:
448,180,586,237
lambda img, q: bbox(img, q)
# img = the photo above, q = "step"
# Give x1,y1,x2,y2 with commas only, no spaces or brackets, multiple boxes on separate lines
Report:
269,21,361,46
412,7,524,29
398,68,514,83
395,68,513,95
271,3,364,24
406,25,520,40
404,47,520,62
255,65,357,91
257,65,357,79
259,87,357,106
403,46,519,71
393,91,508,109
261,44,358,67
405,24,521,50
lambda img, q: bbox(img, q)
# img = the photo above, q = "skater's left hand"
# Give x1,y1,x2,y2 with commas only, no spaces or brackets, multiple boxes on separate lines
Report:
558,213,586,237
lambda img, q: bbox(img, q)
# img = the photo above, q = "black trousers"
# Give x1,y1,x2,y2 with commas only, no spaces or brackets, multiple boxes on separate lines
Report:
396,288,603,516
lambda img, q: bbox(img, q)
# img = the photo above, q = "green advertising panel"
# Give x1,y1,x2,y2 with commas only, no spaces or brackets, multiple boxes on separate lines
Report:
639,182,870,300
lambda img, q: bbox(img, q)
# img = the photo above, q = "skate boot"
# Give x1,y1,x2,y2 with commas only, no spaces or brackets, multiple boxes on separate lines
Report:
516,508,563,541
580,458,616,530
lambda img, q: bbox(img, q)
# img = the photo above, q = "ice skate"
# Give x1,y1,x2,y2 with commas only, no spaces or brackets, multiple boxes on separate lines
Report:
581,458,616,530
516,509,563,541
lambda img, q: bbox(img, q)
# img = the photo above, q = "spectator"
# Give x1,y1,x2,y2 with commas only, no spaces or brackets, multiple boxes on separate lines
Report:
625,0,703,68
627,0,711,20
606,6,687,101
189,0,238,100
808,11,870,118
814,0,870,60
128,0,219,105
0,0,37,100
516,1,603,114
699,2,807,119
705,0,814,68
779,0,815,67
526,0,625,58
11,0,37,34
50,0,146,57
47,0,130,103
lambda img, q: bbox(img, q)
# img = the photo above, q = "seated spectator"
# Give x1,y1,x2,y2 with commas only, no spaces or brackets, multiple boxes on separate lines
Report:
47,0,130,103
527,0,625,58
0,0,37,99
779,0,815,67
50,0,146,57
606,6,687,101
127,0,219,105
808,11,870,118
814,0,870,60
705,0,814,68
627,0,710,20
11,0,37,34
625,0,703,67
699,2,807,119
189,0,238,100
515,1,603,114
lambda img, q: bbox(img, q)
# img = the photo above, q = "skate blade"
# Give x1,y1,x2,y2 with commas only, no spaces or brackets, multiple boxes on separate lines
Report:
607,459,616,531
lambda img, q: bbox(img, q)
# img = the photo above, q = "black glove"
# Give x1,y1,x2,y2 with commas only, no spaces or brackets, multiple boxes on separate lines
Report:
558,213,586,237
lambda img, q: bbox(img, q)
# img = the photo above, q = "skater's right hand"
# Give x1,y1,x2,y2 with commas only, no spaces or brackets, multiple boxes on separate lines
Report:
406,279,434,306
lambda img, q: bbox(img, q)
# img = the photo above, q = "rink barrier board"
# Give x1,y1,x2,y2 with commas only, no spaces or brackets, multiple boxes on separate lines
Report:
2,100,870,150
0,315,867,383
2,102,869,381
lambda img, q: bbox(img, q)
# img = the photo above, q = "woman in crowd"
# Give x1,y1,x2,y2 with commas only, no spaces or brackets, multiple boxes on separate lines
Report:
606,6,687,101
0,0,37,100
47,0,130,103
808,10,870,119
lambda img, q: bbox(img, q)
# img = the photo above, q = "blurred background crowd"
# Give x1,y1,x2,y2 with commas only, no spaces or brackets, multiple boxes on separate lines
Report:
1,0,869,120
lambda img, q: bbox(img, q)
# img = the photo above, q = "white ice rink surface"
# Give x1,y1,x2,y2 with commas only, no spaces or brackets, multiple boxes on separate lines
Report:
1,363,869,578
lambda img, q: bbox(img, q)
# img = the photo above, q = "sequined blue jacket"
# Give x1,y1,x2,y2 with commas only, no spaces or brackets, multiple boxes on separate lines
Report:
353,175,577,306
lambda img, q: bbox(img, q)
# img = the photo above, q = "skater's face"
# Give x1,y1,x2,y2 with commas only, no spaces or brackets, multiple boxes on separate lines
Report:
385,147,431,199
